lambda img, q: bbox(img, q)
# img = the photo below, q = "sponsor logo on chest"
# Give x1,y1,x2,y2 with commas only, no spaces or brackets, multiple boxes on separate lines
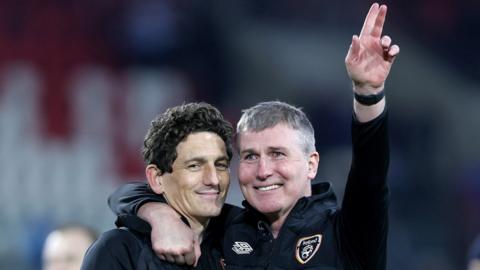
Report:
232,241,253,255
295,234,322,264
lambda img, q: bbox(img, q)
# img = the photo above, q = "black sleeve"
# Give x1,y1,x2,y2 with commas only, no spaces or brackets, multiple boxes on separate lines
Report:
81,229,141,270
108,182,243,228
337,110,389,270
108,182,166,215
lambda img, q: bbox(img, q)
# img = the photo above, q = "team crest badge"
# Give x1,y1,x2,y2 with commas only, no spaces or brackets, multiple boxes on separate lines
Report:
295,234,322,264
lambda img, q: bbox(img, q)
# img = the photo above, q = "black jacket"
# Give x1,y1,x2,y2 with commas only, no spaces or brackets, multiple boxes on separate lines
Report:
108,111,389,270
81,207,239,270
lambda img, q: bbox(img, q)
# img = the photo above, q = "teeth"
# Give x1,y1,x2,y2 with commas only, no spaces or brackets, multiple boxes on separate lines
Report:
199,191,219,194
197,189,219,195
257,185,280,191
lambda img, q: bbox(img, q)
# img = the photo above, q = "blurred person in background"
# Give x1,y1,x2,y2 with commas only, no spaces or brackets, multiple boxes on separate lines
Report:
42,224,97,270
107,3,400,269
469,235,480,270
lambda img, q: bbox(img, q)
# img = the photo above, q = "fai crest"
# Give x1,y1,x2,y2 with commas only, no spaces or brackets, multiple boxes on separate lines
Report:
295,234,322,264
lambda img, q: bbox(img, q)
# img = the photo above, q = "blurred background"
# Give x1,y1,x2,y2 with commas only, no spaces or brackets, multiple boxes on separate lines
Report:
0,0,479,269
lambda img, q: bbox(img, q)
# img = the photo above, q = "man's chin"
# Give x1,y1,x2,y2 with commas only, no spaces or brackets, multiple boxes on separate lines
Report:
199,206,223,218
251,202,282,216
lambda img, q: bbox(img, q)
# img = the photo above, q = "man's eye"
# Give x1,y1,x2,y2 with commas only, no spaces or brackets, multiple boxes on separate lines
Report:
243,154,258,161
216,163,229,171
271,151,285,159
187,164,201,170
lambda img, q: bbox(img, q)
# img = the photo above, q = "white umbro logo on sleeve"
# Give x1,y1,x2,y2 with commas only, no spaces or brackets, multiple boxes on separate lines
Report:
232,241,253,254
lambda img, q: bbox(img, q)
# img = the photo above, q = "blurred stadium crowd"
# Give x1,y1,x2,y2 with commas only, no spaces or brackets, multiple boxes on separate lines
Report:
0,1,479,269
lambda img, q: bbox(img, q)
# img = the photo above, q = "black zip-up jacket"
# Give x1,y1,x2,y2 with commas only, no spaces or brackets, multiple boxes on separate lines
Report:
81,205,240,270
108,111,389,270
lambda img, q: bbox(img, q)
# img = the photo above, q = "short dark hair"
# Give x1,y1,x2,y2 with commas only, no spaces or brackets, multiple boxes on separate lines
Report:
143,102,234,174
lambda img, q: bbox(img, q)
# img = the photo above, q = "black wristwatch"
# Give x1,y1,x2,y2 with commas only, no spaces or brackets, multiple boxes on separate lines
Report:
354,90,385,106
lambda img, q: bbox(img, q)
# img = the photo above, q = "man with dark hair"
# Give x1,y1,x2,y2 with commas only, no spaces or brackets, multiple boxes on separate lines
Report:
108,3,399,269
81,102,236,269
142,103,234,175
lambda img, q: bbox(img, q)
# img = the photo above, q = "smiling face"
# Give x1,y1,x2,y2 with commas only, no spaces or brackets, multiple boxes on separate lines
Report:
148,132,230,225
238,123,319,223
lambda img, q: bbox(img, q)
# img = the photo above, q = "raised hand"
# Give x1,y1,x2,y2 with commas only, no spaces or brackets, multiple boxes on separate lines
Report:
345,3,400,94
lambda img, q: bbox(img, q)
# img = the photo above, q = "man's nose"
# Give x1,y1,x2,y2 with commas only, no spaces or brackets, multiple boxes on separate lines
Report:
203,165,220,186
256,157,273,180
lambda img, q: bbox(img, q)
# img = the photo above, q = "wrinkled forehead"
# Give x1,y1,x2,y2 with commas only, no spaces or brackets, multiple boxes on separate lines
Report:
236,123,304,151
176,132,228,160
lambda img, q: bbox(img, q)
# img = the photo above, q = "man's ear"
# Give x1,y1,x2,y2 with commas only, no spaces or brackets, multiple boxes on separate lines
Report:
146,164,164,195
307,151,320,180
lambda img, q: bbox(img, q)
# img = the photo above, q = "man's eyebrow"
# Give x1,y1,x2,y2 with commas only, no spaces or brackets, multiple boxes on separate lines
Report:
216,156,229,161
215,157,230,165
184,155,229,164
241,146,287,153
240,149,256,155
183,157,207,164
267,146,288,152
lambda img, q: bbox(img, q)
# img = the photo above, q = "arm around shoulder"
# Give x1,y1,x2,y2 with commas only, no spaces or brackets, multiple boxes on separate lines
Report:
109,182,166,216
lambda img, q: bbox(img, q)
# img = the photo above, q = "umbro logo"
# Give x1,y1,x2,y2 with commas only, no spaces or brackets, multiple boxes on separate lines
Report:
232,241,253,255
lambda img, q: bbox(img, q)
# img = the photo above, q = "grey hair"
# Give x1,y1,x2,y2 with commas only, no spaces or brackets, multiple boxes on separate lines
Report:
236,101,316,155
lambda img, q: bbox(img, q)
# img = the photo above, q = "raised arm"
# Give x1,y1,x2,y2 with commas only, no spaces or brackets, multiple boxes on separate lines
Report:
338,3,397,269
345,3,399,122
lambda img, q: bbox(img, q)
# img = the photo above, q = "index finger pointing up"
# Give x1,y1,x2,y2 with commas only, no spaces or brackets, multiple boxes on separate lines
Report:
359,3,380,38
